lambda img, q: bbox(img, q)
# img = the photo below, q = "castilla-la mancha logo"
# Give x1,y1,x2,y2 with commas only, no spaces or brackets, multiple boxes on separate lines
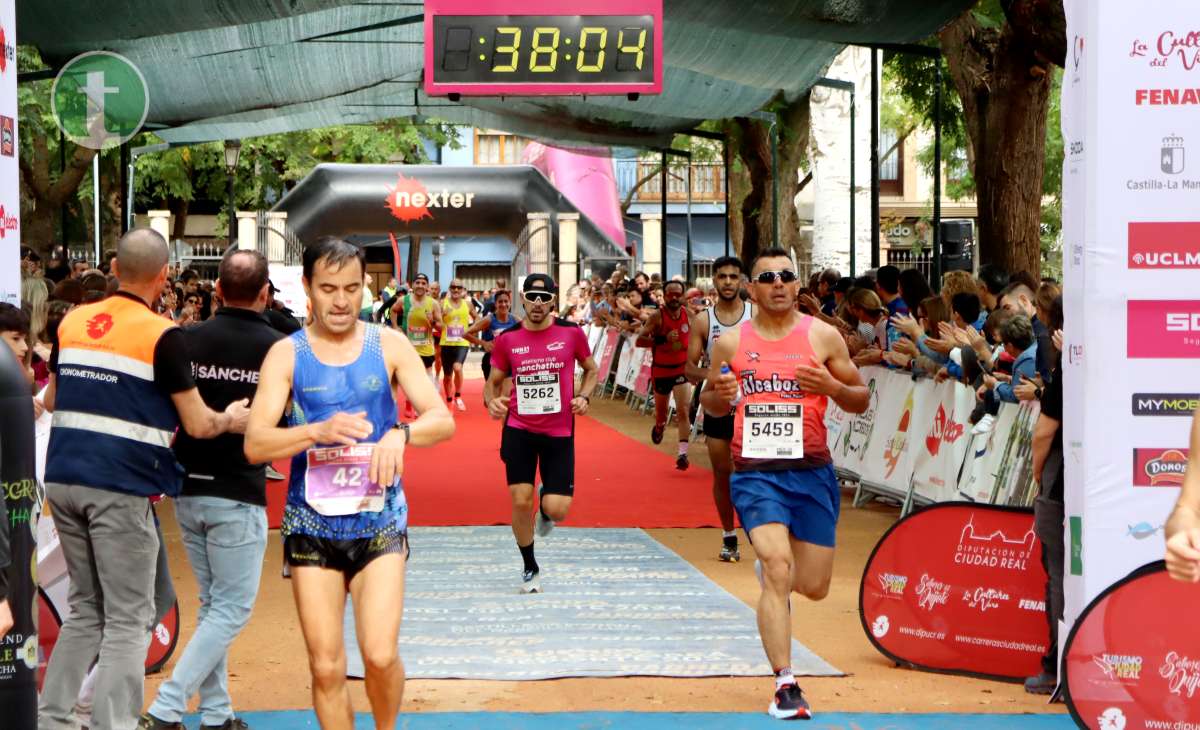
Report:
385,174,475,224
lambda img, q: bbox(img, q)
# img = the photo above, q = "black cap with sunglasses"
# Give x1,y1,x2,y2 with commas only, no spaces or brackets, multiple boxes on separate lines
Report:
522,273,558,303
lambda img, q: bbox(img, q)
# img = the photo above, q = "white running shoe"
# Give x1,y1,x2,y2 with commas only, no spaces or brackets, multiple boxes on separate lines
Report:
521,569,541,594
534,483,554,538
972,413,996,435
455,397,466,412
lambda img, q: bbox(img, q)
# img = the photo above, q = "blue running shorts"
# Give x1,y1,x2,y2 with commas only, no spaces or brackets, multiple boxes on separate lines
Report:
730,464,840,547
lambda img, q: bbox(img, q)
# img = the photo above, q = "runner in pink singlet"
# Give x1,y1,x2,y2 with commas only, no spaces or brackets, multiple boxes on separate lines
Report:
702,246,869,721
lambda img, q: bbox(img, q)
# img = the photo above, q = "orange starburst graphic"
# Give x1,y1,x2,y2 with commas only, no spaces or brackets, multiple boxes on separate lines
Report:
385,174,434,224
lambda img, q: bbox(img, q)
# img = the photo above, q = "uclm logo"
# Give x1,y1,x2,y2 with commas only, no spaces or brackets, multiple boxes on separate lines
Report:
1127,300,1200,358
1129,222,1200,268
1132,448,1188,487
384,173,475,224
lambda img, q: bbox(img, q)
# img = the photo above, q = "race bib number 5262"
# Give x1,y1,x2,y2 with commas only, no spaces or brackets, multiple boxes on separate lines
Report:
742,403,804,459
515,372,561,415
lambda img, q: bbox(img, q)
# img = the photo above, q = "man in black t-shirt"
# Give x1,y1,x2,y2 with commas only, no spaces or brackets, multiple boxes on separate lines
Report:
141,249,282,730
1025,326,1064,696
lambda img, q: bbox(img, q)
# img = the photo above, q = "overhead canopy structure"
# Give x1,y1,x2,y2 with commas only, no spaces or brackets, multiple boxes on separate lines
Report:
16,0,972,147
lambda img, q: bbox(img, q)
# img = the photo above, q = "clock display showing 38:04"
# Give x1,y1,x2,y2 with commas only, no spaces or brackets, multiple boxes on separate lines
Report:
432,15,656,86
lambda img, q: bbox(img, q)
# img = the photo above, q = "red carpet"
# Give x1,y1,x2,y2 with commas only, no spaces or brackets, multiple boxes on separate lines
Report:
267,378,720,528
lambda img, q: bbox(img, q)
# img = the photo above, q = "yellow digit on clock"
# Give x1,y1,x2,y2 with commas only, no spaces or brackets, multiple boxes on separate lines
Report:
530,27,560,72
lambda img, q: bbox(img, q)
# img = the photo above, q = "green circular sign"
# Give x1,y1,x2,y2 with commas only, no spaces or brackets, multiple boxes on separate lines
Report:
51,51,149,150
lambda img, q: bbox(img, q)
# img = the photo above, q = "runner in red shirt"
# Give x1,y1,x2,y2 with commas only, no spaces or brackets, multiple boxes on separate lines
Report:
636,279,694,470
485,274,599,594
702,246,869,721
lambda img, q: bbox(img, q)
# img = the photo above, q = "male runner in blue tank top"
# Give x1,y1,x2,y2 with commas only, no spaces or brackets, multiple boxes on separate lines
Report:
245,237,455,730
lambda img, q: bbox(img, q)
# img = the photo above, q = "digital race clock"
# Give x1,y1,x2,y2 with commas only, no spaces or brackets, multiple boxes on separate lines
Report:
424,0,663,97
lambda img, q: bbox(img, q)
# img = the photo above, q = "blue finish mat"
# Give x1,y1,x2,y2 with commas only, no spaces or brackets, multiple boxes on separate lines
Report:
344,526,840,679
195,712,1074,729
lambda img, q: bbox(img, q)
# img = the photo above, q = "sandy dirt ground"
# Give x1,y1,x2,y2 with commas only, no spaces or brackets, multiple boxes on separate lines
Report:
143,381,1065,717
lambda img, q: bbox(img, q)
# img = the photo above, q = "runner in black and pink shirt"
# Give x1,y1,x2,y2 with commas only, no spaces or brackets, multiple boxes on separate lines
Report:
484,274,599,594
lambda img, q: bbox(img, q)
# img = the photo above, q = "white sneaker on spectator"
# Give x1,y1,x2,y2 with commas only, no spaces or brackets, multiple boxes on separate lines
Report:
972,414,996,435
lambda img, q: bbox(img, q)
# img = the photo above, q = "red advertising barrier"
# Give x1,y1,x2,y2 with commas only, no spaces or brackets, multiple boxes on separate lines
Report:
1064,562,1200,730
859,502,1050,681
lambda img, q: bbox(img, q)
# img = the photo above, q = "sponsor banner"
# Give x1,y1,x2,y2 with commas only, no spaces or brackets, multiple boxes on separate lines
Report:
912,381,973,503
1132,447,1188,487
957,403,1021,504
0,0,17,305
1128,221,1200,268
855,369,914,491
860,503,1049,681
1064,562,1200,730
633,347,653,395
1132,392,1200,416
614,334,640,391
1128,300,1200,359
829,366,883,477
595,329,621,384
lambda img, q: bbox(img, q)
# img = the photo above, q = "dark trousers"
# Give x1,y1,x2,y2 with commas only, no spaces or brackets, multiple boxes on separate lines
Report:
1034,446,1065,676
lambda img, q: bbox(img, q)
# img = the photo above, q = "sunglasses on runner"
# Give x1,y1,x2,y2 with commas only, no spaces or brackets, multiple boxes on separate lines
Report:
754,269,798,284
523,291,554,304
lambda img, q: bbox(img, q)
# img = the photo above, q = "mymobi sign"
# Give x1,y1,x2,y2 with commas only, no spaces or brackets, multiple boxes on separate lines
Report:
1132,393,1200,416
1128,221,1200,268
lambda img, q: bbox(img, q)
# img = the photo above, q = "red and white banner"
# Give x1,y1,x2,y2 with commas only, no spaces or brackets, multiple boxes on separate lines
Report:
911,381,973,504
594,328,621,384
1064,563,1200,730
860,503,1049,681
0,0,19,305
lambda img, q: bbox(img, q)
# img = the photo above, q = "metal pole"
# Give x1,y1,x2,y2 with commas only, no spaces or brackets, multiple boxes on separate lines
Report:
870,47,880,271
770,120,779,246
849,86,856,278
933,58,944,289
685,162,694,282
723,136,730,257
119,143,129,234
660,149,668,274
227,169,236,248
92,154,101,265
60,130,67,249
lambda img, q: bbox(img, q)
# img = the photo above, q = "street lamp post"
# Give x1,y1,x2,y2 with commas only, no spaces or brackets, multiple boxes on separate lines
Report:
224,140,242,248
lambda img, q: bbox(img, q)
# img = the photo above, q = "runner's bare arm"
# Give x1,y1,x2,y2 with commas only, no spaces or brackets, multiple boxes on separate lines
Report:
635,311,661,349
795,320,869,414
484,360,510,419
700,329,740,417
1030,413,1059,486
464,315,492,347
375,328,455,485
172,387,247,439
1165,408,1200,582
685,310,710,384
244,338,372,463
430,300,444,329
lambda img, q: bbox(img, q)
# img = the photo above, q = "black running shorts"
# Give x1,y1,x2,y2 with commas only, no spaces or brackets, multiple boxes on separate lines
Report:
500,424,575,496
705,412,734,441
654,373,688,396
284,530,408,581
420,354,436,369
441,345,469,370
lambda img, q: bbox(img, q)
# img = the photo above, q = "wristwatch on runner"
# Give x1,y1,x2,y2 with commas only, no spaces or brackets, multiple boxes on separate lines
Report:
393,421,411,444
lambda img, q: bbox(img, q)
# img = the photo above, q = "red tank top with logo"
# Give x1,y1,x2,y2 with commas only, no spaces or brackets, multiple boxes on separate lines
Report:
729,316,831,472
652,305,690,378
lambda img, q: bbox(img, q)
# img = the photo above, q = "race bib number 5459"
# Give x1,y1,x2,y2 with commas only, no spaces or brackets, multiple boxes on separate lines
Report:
742,403,804,459
304,444,385,516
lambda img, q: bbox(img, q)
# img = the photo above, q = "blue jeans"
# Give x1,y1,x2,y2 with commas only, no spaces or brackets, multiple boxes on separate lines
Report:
148,496,267,726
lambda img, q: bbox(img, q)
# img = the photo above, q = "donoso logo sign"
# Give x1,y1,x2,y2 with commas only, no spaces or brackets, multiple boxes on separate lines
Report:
1129,222,1200,268
1127,300,1200,358
1132,448,1188,487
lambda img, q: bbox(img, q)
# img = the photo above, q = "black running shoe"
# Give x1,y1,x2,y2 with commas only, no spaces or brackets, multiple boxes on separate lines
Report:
719,544,740,562
521,569,541,594
202,719,251,730
651,424,665,444
769,683,812,720
676,453,689,470
138,715,183,730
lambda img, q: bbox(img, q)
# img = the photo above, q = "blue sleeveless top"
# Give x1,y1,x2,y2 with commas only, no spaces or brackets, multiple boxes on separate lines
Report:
283,324,408,539
484,313,518,342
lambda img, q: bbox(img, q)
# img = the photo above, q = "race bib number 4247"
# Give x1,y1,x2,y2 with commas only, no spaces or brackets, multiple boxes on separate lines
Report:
742,403,804,460
304,444,385,516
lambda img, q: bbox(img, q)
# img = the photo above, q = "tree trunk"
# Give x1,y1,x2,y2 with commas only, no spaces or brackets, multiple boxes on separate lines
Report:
18,134,97,259
726,95,811,266
938,4,1061,276
407,235,422,283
